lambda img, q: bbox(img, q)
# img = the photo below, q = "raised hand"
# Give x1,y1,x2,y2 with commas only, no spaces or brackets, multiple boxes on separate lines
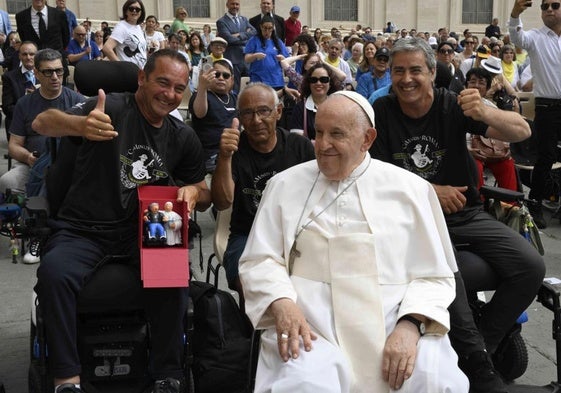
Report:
84,89,118,141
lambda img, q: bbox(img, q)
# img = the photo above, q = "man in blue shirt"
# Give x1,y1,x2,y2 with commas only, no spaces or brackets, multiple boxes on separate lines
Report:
356,46,391,99
66,25,101,65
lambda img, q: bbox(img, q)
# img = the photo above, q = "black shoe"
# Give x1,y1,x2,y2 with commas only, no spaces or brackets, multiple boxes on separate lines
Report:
55,384,82,393
458,350,507,393
153,378,181,393
526,199,547,229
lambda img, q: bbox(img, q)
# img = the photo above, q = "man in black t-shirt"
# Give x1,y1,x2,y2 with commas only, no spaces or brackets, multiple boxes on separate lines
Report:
211,82,315,302
370,37,544,393
32,50,210,393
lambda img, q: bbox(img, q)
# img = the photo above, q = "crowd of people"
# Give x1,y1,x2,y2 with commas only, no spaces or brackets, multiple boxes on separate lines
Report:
0,0,559,392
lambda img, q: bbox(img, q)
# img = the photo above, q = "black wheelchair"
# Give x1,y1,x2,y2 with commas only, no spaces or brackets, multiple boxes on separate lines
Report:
26,60,195,393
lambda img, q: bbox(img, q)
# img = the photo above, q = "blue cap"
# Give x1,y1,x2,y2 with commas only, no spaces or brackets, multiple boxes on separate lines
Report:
290,6,300,13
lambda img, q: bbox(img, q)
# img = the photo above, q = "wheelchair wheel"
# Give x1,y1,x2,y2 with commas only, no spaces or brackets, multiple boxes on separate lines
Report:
493,328,529,381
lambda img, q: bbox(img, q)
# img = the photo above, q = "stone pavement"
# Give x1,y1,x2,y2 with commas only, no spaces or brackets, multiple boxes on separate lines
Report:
2,124,561,392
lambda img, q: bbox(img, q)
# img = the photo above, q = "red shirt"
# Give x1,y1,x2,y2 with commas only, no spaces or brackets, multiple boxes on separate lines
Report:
284,18,301,46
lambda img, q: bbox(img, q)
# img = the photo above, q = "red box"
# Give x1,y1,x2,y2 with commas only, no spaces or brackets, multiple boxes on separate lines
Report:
138,186,189,288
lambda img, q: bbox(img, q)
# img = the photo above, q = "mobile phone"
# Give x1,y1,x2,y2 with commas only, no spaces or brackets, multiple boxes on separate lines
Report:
201,56,213,73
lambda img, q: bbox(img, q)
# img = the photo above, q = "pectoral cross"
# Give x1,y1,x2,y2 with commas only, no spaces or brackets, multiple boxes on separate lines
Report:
288,239,301,275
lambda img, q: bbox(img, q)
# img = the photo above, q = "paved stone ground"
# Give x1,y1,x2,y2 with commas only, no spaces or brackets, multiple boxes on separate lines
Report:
2,123,561,392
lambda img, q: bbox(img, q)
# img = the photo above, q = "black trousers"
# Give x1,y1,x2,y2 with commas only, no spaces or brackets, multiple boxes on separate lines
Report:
448,209,545,354
528,100,561,201
34,221,188,380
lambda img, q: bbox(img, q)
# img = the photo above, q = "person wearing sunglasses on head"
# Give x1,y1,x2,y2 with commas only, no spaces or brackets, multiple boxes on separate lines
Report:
509,0,561,228
102,0,147,68
190,59,238,173
289,63,342,140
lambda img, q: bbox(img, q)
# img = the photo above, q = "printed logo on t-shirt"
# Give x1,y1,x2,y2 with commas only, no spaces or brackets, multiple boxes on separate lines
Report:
120,145,168,188
242,171,277,208
397,136,444,180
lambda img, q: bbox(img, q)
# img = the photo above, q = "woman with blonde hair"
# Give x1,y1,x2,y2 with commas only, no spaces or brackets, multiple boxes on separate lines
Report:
170,6,190,35
355,40,376,81
201,24,215,50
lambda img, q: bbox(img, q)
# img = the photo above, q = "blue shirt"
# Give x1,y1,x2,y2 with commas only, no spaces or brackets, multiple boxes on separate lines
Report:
66,38,101,64
356,69,391,99
244,36,288,88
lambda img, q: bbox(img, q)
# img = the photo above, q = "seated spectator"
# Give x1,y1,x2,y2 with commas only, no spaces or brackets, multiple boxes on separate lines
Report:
346,41,363,79
186,31,206,69
2,41,38,138
289,63,342,139
355,46,391,99
499,44,520,91
323,39,352,86
211,83,314,303
435,41,465,93
280,52,345,91
93,30,105,58
201,24,215,50
355,40,376,81
466,67,518,191
370,37,544,392
31,49,210,393
66,25,102,65
0,49,84,197
190,59,237,172
239,91,469,392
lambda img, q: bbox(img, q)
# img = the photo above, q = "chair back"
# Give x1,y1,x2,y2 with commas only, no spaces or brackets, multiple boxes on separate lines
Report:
74,60,139,96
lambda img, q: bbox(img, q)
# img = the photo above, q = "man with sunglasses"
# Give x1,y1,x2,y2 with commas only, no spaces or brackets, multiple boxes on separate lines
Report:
509,0,561,228
211,82,314,305
66,25,101,65
356,46,391,99
0,49,84,202
190,59,238,172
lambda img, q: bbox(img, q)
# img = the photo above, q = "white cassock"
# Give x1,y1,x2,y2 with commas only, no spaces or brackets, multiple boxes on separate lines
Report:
239,154,469,393
162,210,182,246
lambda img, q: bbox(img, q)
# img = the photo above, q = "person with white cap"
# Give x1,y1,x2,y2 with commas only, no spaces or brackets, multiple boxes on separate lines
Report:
239,90,469,393
370,36,544,393
480,55,519,106
284,6,301,47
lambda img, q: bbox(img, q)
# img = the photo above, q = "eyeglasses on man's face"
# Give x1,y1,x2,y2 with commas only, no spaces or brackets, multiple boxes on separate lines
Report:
238,106,274,121
38,68,64,77
541,2,561,10
438,49,454,55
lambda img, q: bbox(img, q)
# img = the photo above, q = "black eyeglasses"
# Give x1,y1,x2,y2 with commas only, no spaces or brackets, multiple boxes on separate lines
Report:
541,2,561,10
438,49,454,55
38,68,64,77
215,71,231,80
128,6,142,13
238,107,274,121
465,41,475,44
309,76,330,84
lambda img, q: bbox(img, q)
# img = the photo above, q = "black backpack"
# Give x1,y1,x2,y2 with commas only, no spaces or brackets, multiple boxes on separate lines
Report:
189,281,254,393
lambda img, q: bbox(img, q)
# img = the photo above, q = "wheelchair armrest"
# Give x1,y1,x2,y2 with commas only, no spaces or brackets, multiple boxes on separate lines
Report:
480,185,525,203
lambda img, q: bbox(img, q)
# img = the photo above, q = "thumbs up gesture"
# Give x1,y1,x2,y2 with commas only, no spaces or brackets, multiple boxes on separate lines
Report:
219,118,240,158
84,89,118,140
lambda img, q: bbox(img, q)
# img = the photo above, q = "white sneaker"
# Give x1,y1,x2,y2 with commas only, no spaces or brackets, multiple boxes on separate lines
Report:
23,251,40,264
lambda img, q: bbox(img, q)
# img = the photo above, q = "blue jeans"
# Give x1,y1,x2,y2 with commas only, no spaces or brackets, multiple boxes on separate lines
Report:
223,233,248,291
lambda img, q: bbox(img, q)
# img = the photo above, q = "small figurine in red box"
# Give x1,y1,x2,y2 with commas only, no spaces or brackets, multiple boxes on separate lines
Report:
162,201,182,246
144,202,167,244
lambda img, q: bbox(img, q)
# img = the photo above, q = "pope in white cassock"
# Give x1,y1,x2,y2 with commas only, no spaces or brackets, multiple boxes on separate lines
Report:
239,91,469,393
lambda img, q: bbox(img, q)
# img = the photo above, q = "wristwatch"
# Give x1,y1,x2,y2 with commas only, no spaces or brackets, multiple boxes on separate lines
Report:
398,315,426,336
